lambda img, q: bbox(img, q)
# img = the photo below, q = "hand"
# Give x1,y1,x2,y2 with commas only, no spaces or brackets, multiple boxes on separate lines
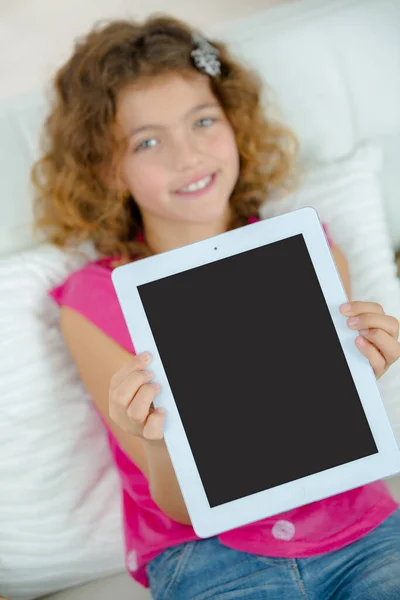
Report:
109,352,165,441
340,301,400,379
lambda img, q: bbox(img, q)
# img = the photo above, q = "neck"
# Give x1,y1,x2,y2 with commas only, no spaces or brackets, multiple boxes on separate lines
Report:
141,208,232,255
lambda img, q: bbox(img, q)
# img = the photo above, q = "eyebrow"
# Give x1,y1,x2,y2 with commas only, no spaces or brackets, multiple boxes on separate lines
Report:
128,103,220,138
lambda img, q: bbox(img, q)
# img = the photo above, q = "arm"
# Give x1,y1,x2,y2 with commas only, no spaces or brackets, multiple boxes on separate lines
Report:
331,243,351,299
60,307,191,525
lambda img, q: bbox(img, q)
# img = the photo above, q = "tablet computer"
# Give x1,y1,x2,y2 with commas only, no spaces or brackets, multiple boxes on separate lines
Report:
112,207,400,538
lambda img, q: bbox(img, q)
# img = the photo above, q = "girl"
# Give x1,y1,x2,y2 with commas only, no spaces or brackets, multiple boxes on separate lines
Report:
32,16,400,599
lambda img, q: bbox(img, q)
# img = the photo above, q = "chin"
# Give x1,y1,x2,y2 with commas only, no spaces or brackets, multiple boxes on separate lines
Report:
189,205,230,226
195,192,231,220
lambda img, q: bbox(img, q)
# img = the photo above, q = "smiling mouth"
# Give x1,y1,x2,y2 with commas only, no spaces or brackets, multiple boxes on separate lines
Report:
175,173,216,195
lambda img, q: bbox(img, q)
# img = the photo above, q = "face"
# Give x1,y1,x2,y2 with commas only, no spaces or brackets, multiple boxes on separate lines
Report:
117,73,240,235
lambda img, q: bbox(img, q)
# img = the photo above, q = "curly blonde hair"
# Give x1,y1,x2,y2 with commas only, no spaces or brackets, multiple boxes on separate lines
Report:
32,15,298,261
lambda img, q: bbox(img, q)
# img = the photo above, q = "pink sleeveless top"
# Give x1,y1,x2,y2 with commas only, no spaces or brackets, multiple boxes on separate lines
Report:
49,220,398,588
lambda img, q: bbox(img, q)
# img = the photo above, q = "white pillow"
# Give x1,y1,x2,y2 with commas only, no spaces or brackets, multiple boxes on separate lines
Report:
1,144,399,600
0,245,126,600
261,143,400,443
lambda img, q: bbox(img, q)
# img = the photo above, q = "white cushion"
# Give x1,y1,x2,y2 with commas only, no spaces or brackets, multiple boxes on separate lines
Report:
261,143,400,442
1,143,399,600
213,0,400,248
0,245,127,600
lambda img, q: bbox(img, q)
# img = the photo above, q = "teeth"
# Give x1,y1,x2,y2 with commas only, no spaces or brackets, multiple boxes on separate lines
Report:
179,175,212,193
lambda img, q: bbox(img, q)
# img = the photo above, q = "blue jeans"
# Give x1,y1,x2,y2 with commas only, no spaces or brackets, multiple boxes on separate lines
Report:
147,509,400,599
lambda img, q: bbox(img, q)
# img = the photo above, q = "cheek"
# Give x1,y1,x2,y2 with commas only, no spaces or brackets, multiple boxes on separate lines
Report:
121,156,168,207
210,127,240,172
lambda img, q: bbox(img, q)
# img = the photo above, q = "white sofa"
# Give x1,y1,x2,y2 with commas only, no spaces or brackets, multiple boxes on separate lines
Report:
1,1,400,599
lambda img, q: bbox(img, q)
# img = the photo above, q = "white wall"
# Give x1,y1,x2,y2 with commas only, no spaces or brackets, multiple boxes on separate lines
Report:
0,0,284,100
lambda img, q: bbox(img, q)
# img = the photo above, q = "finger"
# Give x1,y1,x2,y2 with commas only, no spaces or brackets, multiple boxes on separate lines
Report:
360,329,400,366
126,382,160,424
355,335,387,378
110,368,154,409
110,352,152,388
347,313,399,338
340,301,384,317
143,409,166,441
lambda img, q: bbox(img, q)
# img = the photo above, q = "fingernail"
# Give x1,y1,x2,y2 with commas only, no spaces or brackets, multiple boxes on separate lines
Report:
359,329,369,336
348,317,360,327
150,382,160,391
144,370,154,380
341,303,352,314
138,352,151,362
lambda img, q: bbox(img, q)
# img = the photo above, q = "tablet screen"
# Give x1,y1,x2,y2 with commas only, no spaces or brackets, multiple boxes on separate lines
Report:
138,234,378,508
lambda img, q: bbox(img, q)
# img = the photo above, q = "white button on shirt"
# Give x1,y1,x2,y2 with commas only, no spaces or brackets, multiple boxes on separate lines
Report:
272,520,296,541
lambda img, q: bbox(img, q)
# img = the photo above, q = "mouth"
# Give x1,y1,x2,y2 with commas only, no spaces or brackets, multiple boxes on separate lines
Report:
174,172,217,197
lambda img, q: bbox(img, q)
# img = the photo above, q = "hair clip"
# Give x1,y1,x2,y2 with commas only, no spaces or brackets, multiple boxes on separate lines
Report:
191,32,221,77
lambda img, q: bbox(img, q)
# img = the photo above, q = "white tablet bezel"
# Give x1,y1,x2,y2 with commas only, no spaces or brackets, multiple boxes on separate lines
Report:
112,207,400,538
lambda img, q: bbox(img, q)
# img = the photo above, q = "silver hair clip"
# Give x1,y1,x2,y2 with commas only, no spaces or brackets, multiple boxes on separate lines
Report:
191,33,221,77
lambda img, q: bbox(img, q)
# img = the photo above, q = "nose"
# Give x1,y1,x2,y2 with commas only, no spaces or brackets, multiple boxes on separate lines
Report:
170,132,202,172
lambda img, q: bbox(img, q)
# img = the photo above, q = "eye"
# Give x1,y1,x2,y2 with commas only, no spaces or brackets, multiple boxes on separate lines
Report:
194,117,215,129
135,138,158,152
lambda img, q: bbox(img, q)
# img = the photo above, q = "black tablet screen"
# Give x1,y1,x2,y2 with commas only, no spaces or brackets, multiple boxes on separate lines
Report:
138,234,378,508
